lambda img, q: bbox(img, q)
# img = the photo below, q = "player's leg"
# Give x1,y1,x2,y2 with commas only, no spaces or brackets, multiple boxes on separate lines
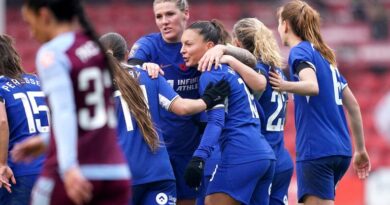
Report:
205,193,240,205
141,180,176,205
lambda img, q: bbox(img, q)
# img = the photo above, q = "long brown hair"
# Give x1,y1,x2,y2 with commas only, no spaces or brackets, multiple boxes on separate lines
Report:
278,0,336,66
100,33,159,152
233,18,283,68
0,34,25,79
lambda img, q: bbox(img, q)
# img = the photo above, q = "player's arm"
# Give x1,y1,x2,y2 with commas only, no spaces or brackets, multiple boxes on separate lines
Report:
155,73,230,115
36,49,79,176
127,38,164,78
221,55,266,93
0,99,16,192
184,107,225,188
169,80,230,115
342,86,370,179
198,44,256,71
269,62,319,96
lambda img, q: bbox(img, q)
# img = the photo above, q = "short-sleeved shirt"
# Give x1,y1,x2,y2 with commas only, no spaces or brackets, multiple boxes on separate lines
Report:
288,41,351,161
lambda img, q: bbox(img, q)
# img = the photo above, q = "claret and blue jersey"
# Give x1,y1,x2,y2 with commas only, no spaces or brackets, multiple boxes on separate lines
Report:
0,74,48,177
129,32,203,155
288,41,352,161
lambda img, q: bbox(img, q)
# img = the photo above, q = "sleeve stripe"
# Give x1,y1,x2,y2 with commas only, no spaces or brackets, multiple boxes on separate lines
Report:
161,94,179,111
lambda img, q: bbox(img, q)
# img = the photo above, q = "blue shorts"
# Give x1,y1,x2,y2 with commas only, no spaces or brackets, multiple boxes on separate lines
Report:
0,174,38,205
270,147,294,205
196,167,215,205
270,168,293,205
297,156,351,203
207,160,275,205
170,155,203,199
132,180,176,205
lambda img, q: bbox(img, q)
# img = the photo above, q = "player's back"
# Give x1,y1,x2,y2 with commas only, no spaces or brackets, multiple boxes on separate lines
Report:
38,32,127,177
256,62,288,148
115,66,175,185
288,41,352,161
0,74,48,176
200,65,275,165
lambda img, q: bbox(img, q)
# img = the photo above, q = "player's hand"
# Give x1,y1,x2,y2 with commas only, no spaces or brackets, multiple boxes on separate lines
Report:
198,45,226,72
142,62,164,79
353,149,371,179
11,135,47,163
184,157,205,188
201,79,230,109
0,165,16,193
64,166,93,205
219,55,232,65
269,70,286,92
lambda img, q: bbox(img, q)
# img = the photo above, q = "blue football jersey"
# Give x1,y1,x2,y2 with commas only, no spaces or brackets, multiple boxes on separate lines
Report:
195,64,275,164
115,66,177,185
129,33,202,155
256,62,288,147
256,62,293,173
288,41,352,161
0,74,48,176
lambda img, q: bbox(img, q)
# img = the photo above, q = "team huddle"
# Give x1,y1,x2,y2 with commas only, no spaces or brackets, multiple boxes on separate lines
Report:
0,0,371,205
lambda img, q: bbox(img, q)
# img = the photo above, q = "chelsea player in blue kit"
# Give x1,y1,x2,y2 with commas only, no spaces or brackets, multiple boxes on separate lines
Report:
128,1,260,205
270,1,371,205
233,18,294,205
100,32,230,205
0,34,49,205
181,20,275,205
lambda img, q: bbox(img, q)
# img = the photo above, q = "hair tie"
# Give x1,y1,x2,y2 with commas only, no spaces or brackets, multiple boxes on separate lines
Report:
106,49,114,55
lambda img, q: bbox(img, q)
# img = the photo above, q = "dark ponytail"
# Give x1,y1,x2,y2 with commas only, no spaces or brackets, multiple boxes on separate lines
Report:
188,19,231,45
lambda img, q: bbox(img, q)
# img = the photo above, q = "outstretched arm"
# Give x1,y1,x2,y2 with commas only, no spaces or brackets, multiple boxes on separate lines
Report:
169,80,230,115
342,86,370,179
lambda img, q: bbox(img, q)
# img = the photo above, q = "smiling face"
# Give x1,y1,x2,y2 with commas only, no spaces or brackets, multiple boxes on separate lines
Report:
180,29,213,67
21,5,51,43
153,2,189,43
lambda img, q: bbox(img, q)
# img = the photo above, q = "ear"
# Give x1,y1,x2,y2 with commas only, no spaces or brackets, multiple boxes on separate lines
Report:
282,20,288,34
206,41,215,50
39,7,53,25
232,38,242,48
183,9,189,22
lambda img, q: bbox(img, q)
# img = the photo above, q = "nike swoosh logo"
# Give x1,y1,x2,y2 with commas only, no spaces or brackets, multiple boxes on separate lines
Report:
160,64,172,69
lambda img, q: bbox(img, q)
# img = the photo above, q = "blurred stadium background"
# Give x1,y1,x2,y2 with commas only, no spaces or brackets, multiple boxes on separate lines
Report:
2,0,390,204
